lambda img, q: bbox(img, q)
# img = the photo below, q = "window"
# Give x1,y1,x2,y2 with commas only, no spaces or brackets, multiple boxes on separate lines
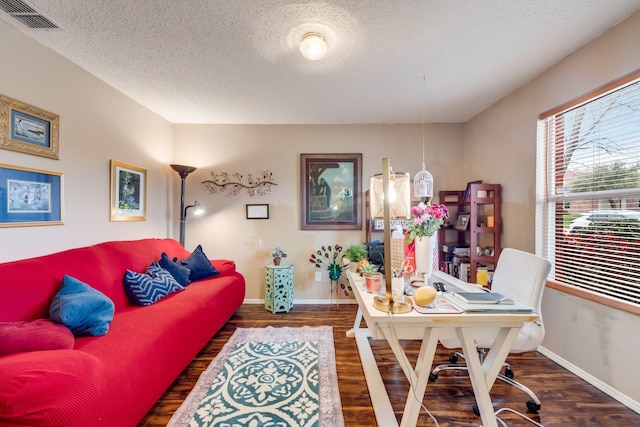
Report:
537,70,640,313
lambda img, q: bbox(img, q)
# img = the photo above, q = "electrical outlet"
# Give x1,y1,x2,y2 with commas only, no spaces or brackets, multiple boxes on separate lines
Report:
315,271,322,281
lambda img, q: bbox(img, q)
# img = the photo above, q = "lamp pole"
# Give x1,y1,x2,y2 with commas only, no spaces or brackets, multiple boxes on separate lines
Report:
170,164,197,247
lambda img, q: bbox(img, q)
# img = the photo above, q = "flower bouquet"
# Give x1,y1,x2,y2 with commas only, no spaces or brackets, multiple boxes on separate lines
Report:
405,202,449,243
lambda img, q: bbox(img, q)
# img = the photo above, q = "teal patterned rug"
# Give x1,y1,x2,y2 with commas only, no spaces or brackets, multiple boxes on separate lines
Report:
168,326,344,427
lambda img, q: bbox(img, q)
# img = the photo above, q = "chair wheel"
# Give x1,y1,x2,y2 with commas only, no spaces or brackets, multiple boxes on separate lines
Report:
429,372,438,382
504,366,514,379
526,400,541,413
472,404,480,416
449,353,459,363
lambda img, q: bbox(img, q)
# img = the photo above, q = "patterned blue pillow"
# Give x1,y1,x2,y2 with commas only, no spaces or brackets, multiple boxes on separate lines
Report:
124,261,185,306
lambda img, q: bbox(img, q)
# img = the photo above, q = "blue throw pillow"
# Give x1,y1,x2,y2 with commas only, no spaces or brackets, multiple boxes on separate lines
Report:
49,275,115,337
180,245,219,281
159,252,191,286
124,261,185,306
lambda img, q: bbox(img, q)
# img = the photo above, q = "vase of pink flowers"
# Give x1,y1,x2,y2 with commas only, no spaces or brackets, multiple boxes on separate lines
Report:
406,202,449,277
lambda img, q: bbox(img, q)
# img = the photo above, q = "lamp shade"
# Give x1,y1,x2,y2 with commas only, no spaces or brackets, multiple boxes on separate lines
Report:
369,171,410,219
299,32,327,60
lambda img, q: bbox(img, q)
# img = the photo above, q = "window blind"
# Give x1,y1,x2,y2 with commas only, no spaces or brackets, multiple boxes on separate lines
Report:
537,70,640,307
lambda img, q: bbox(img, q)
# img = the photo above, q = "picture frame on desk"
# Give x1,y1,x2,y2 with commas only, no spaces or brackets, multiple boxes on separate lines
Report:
463,180,482,202
455,212,470,230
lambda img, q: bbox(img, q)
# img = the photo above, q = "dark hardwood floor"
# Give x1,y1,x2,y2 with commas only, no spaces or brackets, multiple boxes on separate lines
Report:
139,304,640,426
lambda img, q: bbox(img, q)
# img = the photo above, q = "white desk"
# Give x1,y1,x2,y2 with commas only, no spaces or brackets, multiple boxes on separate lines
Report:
346,270,538,427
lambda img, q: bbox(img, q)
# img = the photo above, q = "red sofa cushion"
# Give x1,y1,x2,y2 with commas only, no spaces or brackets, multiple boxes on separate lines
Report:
0,350,100,427
0,319,74,356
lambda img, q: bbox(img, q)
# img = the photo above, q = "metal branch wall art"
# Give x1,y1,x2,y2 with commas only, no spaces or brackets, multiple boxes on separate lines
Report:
202,170,277,198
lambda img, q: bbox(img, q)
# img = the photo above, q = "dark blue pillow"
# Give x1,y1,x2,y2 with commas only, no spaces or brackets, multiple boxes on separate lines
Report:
124,262,185,306
159,252,191,286
180,245,219,281
49,275,115,337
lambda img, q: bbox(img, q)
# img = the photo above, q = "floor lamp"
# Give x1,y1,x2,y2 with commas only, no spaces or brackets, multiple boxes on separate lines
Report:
170,164,198,247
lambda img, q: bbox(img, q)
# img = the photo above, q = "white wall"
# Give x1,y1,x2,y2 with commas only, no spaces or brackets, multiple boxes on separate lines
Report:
0,20,174,262
173,123,464,300
463,11,640,407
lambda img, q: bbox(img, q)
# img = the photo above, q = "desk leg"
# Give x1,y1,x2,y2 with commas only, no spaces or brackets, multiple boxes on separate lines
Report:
346,307,365,338
381,327,439,427
457,326,521,427
354,330,399,427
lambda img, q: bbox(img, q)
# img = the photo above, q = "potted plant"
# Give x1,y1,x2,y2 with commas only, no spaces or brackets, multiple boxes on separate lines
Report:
344,243,368,272
271,246,287,265
360,262,382,293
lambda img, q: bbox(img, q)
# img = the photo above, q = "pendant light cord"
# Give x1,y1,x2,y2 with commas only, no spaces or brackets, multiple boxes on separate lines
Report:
421,75,426,170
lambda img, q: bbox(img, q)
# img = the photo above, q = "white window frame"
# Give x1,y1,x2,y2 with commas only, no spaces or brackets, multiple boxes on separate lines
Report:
536,70,640,314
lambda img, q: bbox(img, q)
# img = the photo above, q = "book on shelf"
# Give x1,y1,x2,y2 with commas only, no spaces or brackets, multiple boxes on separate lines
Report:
452,292,514,305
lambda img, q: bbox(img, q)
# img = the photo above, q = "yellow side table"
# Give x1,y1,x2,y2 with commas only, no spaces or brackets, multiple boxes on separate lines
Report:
264,264,293,313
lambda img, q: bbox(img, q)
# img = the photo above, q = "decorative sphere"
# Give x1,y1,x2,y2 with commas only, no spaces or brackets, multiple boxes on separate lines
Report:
413,286,437,306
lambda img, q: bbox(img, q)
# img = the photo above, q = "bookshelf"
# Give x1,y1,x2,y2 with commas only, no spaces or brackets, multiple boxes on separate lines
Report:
438,183,501,285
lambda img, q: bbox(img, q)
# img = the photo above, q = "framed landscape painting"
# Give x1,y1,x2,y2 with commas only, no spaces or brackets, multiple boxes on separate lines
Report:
110,160,146,221
0,94,60,160
0,163,64,227
300,153,362,230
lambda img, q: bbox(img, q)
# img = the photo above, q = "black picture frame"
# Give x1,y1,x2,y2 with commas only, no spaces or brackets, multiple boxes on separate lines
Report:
463,180,483,202
455,212,471,230
300,153,362,230
246,203,269,219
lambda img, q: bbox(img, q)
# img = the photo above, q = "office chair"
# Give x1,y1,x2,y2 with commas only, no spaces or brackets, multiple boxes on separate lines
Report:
429,248,552,415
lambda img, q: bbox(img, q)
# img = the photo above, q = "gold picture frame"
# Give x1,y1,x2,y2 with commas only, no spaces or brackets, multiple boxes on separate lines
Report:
0,163,64,227
0,94,60,160
110,160,146,221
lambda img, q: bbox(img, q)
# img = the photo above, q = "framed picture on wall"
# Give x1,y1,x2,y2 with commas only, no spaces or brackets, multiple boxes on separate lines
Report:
110,160,146,221
0,94,60,160
300,153,362,230
0,163,64,227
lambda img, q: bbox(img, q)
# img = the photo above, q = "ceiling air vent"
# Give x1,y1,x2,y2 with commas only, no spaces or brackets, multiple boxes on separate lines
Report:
0,0,59,29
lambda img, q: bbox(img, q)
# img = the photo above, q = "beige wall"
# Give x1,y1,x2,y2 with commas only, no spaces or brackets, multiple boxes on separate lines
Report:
173,123,464,300
463,10,640,408
0,20,174,262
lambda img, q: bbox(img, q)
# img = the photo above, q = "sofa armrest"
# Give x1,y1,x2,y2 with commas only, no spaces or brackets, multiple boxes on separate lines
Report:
0,350,101,426
210,259,236,276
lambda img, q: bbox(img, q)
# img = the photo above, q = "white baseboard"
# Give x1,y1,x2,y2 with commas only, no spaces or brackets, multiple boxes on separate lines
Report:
537,346,640,414
243,298,358,305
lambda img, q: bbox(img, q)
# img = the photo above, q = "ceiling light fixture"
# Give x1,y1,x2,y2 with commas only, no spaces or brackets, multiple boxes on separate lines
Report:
299,32,327,60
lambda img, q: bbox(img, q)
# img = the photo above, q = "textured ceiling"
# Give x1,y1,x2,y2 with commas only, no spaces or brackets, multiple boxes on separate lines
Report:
3,0,640,124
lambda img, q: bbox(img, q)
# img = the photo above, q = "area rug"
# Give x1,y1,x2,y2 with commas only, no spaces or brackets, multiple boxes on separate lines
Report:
168,326,344,427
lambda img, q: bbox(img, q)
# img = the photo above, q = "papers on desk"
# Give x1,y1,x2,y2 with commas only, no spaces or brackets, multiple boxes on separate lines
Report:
412,296,463,314
442,293,536,313
452,291,514,305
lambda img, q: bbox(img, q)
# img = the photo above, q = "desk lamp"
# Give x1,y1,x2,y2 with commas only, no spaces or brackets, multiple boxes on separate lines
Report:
372,158,412,314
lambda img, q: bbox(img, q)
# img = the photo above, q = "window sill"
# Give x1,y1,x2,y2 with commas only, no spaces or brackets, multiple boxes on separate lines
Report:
546,280,640,316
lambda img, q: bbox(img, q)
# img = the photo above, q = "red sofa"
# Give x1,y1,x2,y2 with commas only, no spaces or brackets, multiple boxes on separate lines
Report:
0,238,246,427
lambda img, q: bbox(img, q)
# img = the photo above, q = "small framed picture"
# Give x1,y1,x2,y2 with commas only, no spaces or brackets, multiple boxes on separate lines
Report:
0,163,64,227
110,160,146,221
463,180,483,202
0,94,60,160
455,212,471,230
246,203,269,219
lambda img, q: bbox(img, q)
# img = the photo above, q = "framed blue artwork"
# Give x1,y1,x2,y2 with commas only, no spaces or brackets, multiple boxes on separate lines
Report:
0,93,59,160
0,163,64,227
